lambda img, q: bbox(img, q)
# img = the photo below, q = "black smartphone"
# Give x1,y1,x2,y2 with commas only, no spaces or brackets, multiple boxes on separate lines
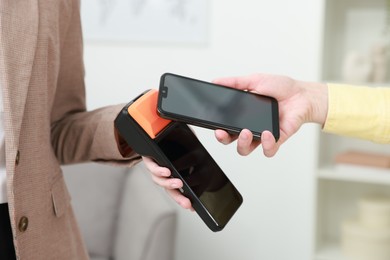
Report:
115,89,243,232
157,73,280,141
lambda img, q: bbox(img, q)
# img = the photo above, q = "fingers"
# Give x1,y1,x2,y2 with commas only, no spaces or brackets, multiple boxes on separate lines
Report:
260,131,279,157
236,129,253,155
166,189,194,211
151,174,183,189
142,156,170,177
142,156,182,188
236,129,261,156
228,130,278,157
214,129,238,144
142,156,193,210
216,129,273,156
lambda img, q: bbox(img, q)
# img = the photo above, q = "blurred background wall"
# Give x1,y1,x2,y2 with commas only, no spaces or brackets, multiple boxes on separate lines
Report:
81,0,324,259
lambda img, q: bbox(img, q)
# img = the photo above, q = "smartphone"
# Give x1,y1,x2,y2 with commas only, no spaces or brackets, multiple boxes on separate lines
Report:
157,73,280,141
114,89,243,232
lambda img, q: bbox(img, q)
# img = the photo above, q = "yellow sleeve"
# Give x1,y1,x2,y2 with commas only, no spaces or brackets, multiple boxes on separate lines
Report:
323,84,390,143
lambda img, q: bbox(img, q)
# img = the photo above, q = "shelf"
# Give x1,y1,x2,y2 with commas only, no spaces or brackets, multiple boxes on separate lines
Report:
315,0,390,259
315,242,344,260
322,0,388,82
318,165,390,185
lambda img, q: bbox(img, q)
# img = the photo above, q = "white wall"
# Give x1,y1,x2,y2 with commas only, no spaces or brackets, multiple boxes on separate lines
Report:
83,1,324,259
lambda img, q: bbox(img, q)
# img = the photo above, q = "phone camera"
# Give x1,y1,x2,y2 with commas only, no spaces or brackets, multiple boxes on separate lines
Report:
162,87,168,98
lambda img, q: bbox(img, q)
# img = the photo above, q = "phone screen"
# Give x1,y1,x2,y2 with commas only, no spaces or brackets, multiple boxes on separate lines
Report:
156,123,242,226
158,73,279,140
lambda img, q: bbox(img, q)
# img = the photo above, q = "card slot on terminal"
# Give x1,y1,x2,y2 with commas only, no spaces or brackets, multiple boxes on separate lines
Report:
127,89,171,139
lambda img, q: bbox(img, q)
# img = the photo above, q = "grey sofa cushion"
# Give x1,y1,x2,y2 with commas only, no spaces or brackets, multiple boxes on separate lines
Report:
63,162,177,260
90,256,109,260
63,163,128,258
113,163,177,260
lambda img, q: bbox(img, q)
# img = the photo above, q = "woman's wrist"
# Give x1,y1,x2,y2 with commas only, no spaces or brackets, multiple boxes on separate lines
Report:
300,81,329,126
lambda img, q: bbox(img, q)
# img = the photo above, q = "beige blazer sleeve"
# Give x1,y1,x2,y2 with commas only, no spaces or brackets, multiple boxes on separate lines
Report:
50,0,139,165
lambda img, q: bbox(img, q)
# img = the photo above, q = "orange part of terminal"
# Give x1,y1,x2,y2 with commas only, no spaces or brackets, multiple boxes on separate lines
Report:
128,89,171,139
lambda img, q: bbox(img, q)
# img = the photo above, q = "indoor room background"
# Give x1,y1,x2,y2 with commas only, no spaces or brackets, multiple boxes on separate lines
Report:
69,0,390,259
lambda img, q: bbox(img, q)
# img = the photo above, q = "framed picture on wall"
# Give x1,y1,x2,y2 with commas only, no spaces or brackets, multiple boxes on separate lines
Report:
81,0,209,44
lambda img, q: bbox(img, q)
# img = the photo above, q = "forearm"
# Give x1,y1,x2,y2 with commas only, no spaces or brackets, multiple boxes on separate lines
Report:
298,80,329,125
51,104,140,164
323,84,390,143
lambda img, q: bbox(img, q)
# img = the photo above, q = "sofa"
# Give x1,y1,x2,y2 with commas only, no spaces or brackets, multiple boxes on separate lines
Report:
62,162,177,260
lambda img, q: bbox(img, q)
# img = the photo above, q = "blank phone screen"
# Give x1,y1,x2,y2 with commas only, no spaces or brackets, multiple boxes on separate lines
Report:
156,123,242,226
159,74,277,136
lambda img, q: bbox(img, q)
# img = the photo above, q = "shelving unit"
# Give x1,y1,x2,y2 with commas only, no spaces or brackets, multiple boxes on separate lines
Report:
315,242,344,260
315,179,390,260
321,0,389,83
318,167,390,185
314,0,390,259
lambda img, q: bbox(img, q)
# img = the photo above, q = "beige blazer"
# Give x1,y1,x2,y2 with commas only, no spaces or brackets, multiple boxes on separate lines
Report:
0,0,139,259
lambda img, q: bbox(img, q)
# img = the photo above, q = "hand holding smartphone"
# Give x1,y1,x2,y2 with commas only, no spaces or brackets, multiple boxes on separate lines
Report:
115,90,242,232
157,73,280,140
